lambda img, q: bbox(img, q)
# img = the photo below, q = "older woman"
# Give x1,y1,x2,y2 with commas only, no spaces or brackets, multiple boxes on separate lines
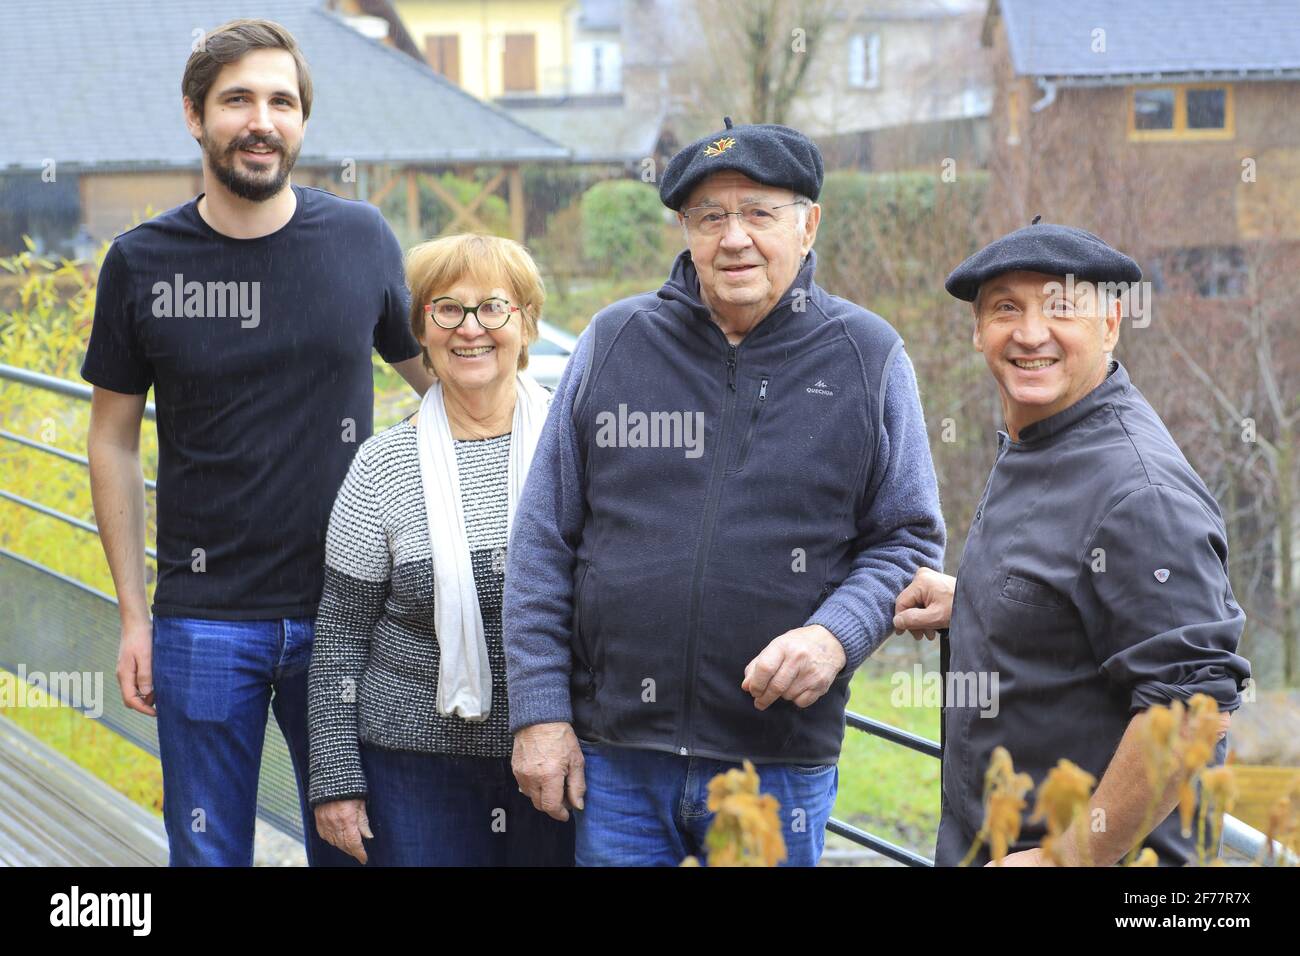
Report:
306,233,572,866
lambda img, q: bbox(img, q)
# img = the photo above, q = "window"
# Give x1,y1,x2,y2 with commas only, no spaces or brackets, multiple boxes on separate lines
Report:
962,85,992,118
424,34,460,85
1154,246,1247,298
503,33,538,93
574,40,621,95
1133,87,1175,130
848,33,880,89
1187,87,1227,129
1129,83,1233,141
0,173,81,257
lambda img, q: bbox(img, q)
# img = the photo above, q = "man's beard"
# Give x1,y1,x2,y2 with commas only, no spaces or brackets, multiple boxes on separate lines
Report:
201,127,301,202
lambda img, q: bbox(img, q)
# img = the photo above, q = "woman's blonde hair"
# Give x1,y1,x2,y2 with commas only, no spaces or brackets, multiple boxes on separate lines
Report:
407,233,544,372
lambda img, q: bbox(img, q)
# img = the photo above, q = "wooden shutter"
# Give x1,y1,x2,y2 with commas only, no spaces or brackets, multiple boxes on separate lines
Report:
503,34,537,92
424,34,460,85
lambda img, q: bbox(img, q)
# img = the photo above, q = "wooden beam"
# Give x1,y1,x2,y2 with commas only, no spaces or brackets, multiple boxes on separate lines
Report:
420,173,485,233
367,169,401,208
420,169,506,235
459,169,506,221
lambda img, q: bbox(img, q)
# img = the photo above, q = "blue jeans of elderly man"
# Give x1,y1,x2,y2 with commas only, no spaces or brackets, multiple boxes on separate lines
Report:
503,119,945,866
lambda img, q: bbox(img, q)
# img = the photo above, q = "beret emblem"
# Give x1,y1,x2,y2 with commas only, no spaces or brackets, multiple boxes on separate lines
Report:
704,136,737,157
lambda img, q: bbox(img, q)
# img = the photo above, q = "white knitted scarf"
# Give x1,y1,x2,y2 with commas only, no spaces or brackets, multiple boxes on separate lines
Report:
416,373,551,721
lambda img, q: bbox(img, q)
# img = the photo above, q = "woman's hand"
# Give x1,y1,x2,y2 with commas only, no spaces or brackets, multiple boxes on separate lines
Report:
314,798,373,864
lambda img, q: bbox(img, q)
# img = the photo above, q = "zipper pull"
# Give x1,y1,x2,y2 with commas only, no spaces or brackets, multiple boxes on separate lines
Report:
726,345,737,391
758,377,768,401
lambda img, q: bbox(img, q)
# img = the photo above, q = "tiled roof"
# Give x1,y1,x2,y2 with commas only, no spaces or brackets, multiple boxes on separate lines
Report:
0,0,568,172
992,0,1300,78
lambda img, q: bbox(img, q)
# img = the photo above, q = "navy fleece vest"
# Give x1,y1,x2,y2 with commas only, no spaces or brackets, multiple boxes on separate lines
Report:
565,250,901,763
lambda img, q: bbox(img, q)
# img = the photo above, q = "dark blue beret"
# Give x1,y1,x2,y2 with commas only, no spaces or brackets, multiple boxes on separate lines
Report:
659,117,824,211
945,221,1142,302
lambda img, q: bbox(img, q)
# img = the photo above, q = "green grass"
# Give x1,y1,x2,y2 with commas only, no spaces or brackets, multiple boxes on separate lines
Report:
835,661,942,855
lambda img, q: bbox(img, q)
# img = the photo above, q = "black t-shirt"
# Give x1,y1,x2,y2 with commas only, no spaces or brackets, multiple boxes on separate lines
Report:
81,184,421,620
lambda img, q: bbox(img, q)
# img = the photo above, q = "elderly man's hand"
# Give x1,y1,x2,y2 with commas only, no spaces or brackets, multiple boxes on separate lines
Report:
894,567,956,640
987,847,1053,867
512,721,585,822
314,798,373,864
742,624,846,710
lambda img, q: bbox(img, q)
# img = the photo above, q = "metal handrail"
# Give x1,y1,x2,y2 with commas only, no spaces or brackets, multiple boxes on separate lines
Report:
0,363,158,559
847,711,943,759
0,363,156,419
0,428,157,490
1222,812,1297,865
827,816,934,867
0,490,157,560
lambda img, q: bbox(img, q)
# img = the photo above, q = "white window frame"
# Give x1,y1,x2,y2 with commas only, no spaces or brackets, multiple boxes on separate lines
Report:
848,32,880,90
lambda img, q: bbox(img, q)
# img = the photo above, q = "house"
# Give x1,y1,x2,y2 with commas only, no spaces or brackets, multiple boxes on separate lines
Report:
394,0,573,99
394,0,670,171
790,0,995,171
0,0,568,257
982,0,1300,291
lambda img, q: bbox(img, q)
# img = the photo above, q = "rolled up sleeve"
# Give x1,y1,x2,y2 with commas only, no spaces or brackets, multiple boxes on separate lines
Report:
1073,484,1250,713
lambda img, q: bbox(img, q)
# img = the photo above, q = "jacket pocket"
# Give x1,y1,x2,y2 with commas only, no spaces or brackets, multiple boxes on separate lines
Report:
1000,572,1065,609
726,374,770,475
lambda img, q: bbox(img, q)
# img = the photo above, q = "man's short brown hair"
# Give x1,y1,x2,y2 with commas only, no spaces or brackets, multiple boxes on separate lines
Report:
182,19,313,122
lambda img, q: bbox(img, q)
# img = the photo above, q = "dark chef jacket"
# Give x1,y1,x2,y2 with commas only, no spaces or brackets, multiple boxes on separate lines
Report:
935,361,1251,866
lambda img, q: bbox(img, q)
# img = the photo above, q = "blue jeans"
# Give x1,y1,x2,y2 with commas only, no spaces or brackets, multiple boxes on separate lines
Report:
359,744,575,866
152,616,358,867
574,741,838,866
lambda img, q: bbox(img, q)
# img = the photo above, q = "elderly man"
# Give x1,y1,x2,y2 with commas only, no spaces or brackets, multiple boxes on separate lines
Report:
502,118,945,866
894,222,1251,866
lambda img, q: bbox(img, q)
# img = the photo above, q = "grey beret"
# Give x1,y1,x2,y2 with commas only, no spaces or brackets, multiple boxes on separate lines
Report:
659,116,824,211
945,221,1142,302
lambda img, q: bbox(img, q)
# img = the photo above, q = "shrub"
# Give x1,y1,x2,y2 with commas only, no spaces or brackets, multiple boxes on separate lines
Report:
580,179,665,274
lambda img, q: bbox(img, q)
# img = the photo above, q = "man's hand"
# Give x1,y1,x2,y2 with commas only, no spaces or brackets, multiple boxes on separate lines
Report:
893,567,956,641
742,624,846,711
116,618,156,717
512,721,585,822
987,847,1052,867
314,798,373,864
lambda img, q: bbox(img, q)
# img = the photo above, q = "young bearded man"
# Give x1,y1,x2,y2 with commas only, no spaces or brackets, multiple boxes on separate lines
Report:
83,19,433,866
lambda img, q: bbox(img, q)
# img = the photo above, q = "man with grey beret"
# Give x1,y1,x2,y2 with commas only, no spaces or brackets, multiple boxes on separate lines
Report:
894,221,1251,866
503,117,945,865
